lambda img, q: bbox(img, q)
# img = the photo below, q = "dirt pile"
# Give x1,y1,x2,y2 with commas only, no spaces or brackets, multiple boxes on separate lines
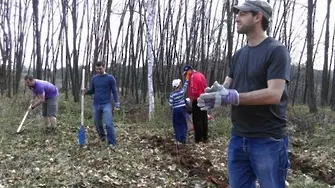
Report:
146,135,335,187
146,135,229,188
289,151,335,185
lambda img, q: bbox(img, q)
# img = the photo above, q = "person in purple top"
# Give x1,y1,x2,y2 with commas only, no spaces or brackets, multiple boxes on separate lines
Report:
24,75,59,132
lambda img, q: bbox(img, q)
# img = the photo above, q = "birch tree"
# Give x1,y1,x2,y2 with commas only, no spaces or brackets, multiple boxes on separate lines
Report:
146,0,155,120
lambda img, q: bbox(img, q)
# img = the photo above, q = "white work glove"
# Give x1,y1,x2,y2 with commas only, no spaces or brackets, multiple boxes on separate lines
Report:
204,81,225,93
185,98,192,108
197,82,239,111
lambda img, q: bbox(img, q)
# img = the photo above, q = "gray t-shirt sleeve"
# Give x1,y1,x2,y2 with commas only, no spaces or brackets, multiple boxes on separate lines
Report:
266,46,291,83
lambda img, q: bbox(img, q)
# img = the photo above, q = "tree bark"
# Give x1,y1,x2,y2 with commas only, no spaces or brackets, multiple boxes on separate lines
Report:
306,0,317,113
32,0,42,79
146,0,155,120
320,0,332,106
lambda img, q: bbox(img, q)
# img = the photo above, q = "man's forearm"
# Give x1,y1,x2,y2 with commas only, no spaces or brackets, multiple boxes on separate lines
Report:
32,99,44,109
111,88,120,106
238,88,282,105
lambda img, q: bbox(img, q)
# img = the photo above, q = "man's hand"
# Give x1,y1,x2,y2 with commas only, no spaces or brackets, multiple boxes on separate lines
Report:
28,95,45,111
81,88,86,96
197,87,240,110
28,106,34,111
113,102,120,112
197,92,222,111
28,103,36,111
185,98,192,108
27,99,34,111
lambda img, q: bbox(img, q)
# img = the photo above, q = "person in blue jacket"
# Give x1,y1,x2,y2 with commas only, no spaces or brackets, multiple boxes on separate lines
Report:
82,61,120,149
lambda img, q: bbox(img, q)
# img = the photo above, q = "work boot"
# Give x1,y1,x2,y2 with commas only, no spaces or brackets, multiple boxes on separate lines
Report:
109,144,117,152
44,127,56,134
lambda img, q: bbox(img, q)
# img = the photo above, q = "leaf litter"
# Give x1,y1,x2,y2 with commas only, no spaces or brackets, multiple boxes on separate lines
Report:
0,106,335,187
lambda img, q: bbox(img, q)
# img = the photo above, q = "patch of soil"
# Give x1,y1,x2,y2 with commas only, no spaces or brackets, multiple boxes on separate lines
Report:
289,151,335,185
146,135,229,188
146,135,335,186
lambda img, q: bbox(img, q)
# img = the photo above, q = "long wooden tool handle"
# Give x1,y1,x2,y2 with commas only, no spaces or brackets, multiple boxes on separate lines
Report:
16,103,32,132
81,69,85,126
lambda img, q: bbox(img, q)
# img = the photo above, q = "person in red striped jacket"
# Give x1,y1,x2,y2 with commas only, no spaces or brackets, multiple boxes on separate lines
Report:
183,65,208,144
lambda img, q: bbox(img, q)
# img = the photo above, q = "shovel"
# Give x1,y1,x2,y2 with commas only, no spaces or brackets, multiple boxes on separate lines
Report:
78,68,86,147
16,103,33,134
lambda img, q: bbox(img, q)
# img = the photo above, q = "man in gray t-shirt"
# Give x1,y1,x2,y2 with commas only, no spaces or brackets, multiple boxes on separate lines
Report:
24,75,59,132
197,1,291,187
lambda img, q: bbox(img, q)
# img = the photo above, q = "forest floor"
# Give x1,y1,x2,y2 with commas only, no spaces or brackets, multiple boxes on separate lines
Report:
0,94,334,188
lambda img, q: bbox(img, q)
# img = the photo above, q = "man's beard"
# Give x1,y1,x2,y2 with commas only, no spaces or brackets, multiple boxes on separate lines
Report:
237,24,254,34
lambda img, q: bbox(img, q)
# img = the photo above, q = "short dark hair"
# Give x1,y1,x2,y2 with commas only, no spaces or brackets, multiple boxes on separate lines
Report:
251,11,269,31
183,65,193,75
95,61,105,67
24,75,34,81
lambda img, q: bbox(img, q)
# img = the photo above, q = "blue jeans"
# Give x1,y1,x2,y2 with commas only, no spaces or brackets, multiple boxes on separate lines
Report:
228,134,290,188
172,106,188,143
93,103,116,146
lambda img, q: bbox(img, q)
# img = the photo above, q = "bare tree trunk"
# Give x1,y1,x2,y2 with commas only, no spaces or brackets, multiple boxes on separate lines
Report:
5,0,13,98
13,0,27,94
282,0,289,46
320,0,332,106
287,0,296,52
329,21,335,110
267,0,271,36
306,0,317,113
328,21,335,104
103,0,113,71
71,0,80,102
200,0,206,72
292,39,306,106
43,1,51,81
32,0,42,79
225,0,233,78
146,0,155,120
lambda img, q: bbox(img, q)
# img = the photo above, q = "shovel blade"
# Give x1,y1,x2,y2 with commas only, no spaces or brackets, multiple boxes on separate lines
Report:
15,129,26,135
78,125,86,146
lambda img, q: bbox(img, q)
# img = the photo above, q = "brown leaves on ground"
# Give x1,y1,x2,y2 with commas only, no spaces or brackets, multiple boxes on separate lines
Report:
1,100,335,187
146,135,229,188
289,138,335,185
0,120,232,188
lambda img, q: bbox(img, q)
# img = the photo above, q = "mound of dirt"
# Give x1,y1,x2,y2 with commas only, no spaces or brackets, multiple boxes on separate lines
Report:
289,151,335,185
146,135,335,187
146,135,229,188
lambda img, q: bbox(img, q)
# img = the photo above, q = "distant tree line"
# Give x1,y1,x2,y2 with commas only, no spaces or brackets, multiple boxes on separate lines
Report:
0,0,334,113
